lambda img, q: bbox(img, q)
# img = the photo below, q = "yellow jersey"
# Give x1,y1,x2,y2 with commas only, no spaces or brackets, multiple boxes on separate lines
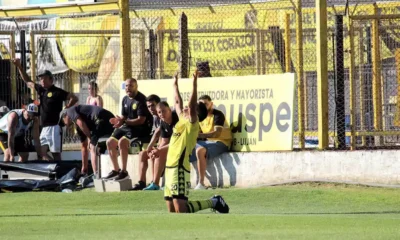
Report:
166,114,200,171
199,109,232,148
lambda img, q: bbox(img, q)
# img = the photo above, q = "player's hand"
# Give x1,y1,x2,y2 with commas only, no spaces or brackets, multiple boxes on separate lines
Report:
149,148,160,159
11,58,21,67
112,115,124,128
193,69,199,82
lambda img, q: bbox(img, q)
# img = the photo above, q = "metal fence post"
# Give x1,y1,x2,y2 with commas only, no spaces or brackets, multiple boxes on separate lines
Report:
371,5,383,146
296,0,305,149
119,0,132,80
179,12,188,78
316,0,329,149
335,15,346,149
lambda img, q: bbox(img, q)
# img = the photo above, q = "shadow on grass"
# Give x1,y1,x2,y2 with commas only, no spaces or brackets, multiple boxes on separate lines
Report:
0,213,129,218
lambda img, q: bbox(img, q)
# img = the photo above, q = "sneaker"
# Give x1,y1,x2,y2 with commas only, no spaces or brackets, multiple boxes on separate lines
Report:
194,183,207,190
143,182,160,191
114,170,129,181
103,170,119,180
132,181,146,191
211,195,229,214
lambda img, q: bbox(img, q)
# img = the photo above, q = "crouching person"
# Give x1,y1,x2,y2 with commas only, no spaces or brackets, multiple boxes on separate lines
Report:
133,101,179,190
0,104,42,162
59,105,115,175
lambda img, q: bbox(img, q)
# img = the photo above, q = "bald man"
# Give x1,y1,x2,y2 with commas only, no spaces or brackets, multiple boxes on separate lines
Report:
105,78,153,180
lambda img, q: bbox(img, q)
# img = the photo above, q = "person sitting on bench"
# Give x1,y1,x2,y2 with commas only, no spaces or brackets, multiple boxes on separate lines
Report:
133,101,179,190
59,105,115,176
104,78,153,181
0,103,42,162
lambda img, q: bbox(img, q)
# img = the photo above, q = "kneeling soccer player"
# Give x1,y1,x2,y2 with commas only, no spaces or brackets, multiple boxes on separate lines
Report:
164,71,229,214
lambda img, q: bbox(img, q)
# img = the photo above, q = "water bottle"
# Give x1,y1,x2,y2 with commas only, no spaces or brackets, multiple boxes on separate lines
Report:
62,189,73,193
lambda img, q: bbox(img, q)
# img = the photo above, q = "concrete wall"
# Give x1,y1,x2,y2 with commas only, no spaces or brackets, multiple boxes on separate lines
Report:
99,150,400,188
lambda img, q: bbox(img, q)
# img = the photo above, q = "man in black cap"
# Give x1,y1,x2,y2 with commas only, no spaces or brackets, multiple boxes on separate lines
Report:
59,105,115,175
12,58,78,161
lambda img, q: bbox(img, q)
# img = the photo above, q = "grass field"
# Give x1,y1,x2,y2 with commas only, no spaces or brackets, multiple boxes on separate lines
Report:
1,183,400,240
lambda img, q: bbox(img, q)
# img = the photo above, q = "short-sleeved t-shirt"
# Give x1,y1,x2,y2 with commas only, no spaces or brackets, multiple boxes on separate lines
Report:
152,116,161,135
35,84,69,127
66,105,114,132
121,91,153,130
160,111,179,139
199,108,232,147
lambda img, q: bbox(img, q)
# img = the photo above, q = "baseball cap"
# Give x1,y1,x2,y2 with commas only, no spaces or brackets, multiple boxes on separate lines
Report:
58,108,68,127
37,70,53,79
27,103,39,116
197,102,208,122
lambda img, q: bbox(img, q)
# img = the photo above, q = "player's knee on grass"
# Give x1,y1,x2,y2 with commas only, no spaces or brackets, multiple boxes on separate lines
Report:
173,199,188,213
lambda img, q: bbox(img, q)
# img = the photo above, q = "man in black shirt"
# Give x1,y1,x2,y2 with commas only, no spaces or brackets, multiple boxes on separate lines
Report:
132,101,179,190
12,58,78,161
104,78,153,180
59,105,115,175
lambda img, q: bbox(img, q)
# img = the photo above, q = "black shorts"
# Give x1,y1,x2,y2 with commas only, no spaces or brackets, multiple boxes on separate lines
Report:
77,119,114,146
110,126,151,142
0,133,34,154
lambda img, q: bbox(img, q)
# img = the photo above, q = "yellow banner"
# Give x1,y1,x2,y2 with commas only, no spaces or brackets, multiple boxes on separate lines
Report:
55,15,117,73
122,74,295,151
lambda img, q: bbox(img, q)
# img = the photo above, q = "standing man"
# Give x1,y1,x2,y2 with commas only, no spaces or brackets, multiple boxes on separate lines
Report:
163,71,229,214
190,95,232,190
0,103,42,162
132,94,162,190
12,59,78,161
105,78,153,180
59,105,115,175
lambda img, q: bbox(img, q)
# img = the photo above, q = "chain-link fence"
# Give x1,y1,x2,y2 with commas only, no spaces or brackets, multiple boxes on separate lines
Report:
1,1,400,151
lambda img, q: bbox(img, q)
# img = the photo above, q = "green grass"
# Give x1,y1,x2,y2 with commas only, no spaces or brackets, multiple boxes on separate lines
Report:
1,183,400,240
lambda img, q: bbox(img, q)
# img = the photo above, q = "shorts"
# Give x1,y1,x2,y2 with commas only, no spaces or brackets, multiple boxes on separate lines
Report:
110,126,151,143
0,133,34,154
189,140,229,162
40,125,62,153
77,119,114,146
164,165,191,201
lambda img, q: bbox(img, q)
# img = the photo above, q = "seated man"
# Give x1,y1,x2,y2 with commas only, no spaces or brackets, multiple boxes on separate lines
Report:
133,95,163,190
105,78,153,180
133,101,179,190
190,95,232,190
59,105,115,176
0,103,42,162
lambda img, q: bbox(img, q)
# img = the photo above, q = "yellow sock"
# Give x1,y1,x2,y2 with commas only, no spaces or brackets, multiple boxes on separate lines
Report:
186,200,213,213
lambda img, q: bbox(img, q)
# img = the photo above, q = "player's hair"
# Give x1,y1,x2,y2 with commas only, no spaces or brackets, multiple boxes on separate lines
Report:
89,81,98,92
156,101,170,109
199,95,212,101
146,94,161,104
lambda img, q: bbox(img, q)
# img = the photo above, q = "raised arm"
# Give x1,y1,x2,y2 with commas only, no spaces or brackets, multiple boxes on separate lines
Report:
11,59,35,89
76,117,91,139
7,112,18,159
173,72,183,116
188,70,198,123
